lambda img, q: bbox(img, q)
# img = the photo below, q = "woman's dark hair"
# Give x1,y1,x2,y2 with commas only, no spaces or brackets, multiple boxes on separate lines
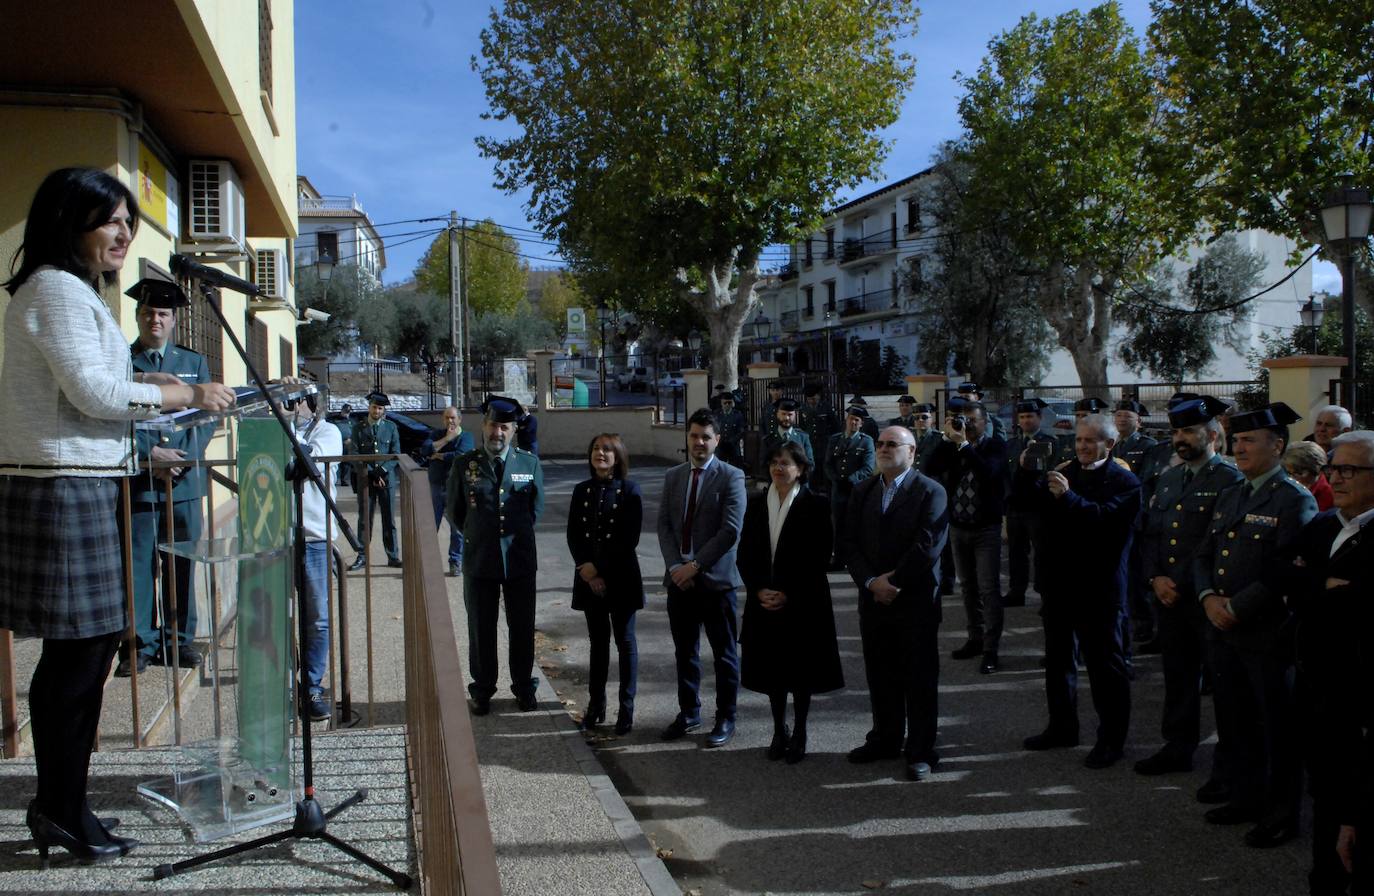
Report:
766,440,811,484
587,432,629,480
4,167,140,295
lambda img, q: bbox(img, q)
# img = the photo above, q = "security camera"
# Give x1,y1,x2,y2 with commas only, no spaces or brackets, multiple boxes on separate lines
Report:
300,307,331,324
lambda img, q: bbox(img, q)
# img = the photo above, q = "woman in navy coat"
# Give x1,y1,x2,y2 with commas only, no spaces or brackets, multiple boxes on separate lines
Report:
739,441,844,763
567,433,644,734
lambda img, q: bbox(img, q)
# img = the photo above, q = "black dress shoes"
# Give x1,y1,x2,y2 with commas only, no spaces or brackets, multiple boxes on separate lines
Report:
706,718,735,748
767,726,790,761
1002,592,1027,607
614,715,634,736
951,639,984,660
387,558,403,568
151,644,202,668
1195,778,1232,804
1084,743,1124,769
27,811,127,868
470,696,491,716
906,761,932,781
1133,749,1193,776
661,716,701,741
347,555,366,572
785,731,807,765
979,652,999,674
1023,728,1080,751
847,742,902,764
580,702,606,731
114,652,149,678
1244,819,1298,848
1205,803,1260,826
516,693,539,712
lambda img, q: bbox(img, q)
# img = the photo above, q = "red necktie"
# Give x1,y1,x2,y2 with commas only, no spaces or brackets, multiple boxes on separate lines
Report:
681,467,702,554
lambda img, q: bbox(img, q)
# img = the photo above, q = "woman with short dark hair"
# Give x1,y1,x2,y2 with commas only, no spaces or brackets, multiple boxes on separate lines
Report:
0,168,235,866
566,433,643,734
738,440,843,763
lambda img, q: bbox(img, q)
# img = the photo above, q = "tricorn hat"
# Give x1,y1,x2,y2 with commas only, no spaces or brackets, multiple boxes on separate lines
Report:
481,395,524,423
125,277,190,309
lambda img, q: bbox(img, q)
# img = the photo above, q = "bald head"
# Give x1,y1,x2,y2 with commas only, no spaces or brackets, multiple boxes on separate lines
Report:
875,425,916,480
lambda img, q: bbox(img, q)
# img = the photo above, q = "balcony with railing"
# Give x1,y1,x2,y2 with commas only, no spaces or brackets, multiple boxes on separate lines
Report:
838,287,898,317
839,228,899,266
300,194,368,217
780,310,800,332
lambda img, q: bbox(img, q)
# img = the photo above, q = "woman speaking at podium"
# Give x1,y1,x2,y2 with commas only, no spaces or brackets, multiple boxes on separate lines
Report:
0,168,235,866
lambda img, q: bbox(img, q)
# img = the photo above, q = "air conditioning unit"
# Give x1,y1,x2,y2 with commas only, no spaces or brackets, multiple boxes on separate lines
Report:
255,248,285,300
187,159,246,245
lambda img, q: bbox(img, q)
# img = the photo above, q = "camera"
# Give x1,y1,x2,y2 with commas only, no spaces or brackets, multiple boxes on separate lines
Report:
949,415,967,432
1026,440,1054,472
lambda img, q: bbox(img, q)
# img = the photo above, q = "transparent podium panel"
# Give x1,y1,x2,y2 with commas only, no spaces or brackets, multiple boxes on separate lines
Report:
137,532,300,842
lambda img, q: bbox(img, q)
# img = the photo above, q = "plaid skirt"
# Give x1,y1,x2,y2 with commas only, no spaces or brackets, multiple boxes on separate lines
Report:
0,476,127,639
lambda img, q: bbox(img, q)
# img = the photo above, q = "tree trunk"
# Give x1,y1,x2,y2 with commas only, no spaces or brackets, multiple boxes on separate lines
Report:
679,251,760,391
1040,261,1111,389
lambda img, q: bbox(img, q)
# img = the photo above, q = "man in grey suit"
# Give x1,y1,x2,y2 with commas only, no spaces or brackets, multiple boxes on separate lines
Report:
657,408,747,747
843,425,949,781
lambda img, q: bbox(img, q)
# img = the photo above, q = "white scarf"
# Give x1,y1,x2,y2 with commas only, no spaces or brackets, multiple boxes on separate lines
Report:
767,481,801,561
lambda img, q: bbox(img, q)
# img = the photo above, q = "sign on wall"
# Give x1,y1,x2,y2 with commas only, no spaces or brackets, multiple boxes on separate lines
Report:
137,141,180,237
567,307,586,334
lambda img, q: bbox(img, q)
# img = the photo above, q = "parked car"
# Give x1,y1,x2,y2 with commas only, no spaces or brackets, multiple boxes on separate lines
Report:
616,366,650,392
651,371,686,396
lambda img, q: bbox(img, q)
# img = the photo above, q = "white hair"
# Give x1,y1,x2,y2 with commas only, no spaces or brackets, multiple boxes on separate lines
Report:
1078,413,1118,443
1331,430,1374,464
1317,405,1354,430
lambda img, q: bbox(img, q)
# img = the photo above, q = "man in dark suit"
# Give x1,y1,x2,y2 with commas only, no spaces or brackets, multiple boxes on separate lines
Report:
657,408,747,747
843,425,949,782
1286,430,1374,893
824,406,876,568
926,401,1009,673
1114,398,1160,649
1135,396,1244,781
448,396,545,714
348,391,402,570
121,278,216,676
1193,402,1316,848
1005,398,1058,608
1019,413,1140,769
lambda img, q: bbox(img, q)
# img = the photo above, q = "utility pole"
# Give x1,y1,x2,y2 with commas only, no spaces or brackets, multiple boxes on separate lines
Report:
447,211,463,408
460,221,471,408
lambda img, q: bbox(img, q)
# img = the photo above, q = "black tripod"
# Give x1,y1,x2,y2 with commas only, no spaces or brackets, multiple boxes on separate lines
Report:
151,265,412,889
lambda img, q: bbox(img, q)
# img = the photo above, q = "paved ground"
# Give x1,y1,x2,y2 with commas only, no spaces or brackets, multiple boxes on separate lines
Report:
528,458,1311,896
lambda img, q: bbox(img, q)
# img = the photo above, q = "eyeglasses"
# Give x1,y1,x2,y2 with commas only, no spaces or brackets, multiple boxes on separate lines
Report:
1321,464,1374,479
874,440,911,449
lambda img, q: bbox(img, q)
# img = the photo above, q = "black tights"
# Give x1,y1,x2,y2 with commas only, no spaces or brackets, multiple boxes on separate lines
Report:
29,632,120,844
768,691,811,736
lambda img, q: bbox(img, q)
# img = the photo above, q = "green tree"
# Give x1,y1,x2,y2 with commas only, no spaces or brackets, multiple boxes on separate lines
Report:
957,2,1194,388
413,220,528,316
879,345,910,390
474,0,917,389
387,287,451,363
1245,299,1374,424
295,264,384,356
1116,234,1264,383
1150,2,1374,251
536,271,583,343
904,143,1055,386
470,303,558,359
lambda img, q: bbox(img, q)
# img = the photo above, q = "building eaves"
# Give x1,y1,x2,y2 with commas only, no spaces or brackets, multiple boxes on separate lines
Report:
827,166,935,217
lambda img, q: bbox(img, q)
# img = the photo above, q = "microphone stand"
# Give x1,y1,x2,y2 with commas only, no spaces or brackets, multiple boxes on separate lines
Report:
151,274,411,889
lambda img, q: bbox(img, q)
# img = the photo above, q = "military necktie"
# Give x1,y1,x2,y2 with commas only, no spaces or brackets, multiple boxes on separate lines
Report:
1182,467,1193,488
150,350,162,370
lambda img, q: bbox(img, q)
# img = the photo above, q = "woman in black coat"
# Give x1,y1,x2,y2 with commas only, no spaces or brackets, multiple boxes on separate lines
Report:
739,441,844,763
567,433,644,734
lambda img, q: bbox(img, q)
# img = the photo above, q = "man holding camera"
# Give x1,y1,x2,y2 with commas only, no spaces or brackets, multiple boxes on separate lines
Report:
927,400,1009,673
1005,398,1058,608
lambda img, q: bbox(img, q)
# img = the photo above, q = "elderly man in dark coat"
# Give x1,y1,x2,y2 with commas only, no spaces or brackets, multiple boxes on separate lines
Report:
1018,413,1141,769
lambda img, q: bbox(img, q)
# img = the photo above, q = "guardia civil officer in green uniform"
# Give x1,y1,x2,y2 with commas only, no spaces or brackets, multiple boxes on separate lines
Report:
824,405,875,568
1135,395,1243,781
715,393,746,468
762,398,814,467
909,402,942,473
120,278,216,676
1193,401,1316,849
448,396,545,714
889,395,921,433
348,391,401,570
800,383,837,494
1113,398,1160,647
1005,398,1058,607
760,381,786,441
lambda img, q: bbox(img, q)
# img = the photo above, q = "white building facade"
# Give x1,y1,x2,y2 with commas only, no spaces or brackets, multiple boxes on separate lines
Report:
295,176,386,282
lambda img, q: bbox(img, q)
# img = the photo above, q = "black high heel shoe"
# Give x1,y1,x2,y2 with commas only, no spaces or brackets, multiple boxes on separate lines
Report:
26,800,120,835
580,701,606,731
27,812,126,868
614,713,634,735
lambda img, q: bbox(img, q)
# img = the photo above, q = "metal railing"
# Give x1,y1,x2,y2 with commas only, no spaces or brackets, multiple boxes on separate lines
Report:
839,287,897,317
398,456,501,895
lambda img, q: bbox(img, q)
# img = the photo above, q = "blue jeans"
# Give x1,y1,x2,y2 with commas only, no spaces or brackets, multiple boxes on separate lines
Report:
301,541,329,695
430,482,464,566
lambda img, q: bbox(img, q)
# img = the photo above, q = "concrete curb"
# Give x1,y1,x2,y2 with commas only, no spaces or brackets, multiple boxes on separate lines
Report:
531,670,680,896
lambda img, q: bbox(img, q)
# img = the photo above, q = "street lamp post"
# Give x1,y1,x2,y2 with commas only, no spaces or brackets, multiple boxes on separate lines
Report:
316,251,335,299
687,328,703,370
596,301,611,408
1320,179,1372,412
1298,294,1325,355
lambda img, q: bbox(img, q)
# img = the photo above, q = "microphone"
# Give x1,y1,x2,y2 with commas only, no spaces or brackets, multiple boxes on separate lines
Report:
169,253,262,297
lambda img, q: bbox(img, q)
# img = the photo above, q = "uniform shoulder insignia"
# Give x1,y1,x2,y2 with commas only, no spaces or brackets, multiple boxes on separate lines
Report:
1112,457,1133,471
512,447,536,459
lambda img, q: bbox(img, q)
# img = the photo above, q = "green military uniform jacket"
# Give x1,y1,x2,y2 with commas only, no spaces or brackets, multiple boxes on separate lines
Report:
763,428,814,468
717,408,746,452
352,416,401,490
1193,467,1317,652
914,429,941,473
824,431,875,499
1141,454,1244,600
1112,430,1159,475
130,341,215,503
801,404,838,453
446,446,544,580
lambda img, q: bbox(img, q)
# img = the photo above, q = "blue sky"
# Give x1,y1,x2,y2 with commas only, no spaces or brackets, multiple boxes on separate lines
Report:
295,0,1336,292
